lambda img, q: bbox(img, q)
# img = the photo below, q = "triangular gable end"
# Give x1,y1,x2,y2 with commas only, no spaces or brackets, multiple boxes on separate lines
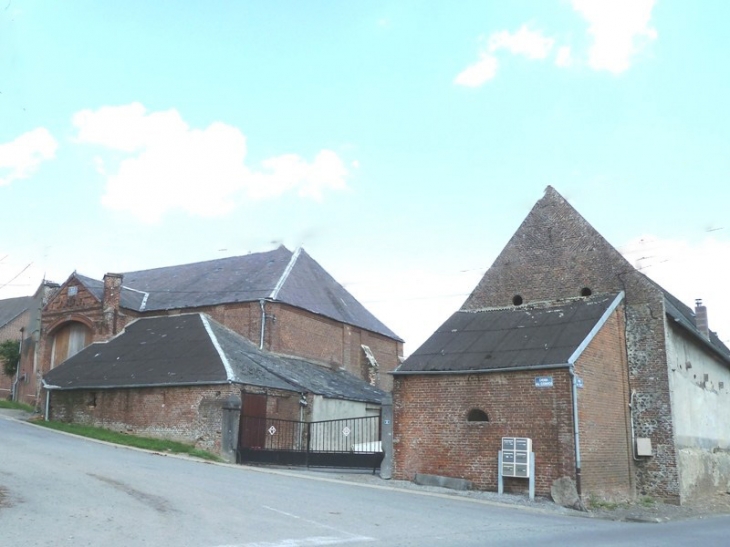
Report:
43,272,103,313
463,186,643,310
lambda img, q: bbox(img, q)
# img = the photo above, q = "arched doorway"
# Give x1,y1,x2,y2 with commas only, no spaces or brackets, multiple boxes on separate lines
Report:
51,321,92,368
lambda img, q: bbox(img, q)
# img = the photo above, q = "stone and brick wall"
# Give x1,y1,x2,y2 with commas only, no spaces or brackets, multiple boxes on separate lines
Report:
49,385,240,454
461,187,679,503
392,369,575,498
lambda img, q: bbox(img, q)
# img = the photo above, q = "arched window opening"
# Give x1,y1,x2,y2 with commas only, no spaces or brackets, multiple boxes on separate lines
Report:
581,287,592,297
467,408,489,422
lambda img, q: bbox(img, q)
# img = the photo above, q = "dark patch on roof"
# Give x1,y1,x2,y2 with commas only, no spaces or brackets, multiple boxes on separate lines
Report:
73,246,400,341
396,294,619,374
44,314,385,404
0,296,31,330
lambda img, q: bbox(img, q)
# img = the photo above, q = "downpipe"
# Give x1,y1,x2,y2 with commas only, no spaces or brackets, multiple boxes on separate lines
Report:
569,365,582,497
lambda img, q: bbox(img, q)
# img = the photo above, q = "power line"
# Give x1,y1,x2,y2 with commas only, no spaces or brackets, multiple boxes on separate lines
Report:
0,263,32,291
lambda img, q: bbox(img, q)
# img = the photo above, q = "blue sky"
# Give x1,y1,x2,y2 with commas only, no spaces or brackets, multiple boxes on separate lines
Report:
1,1,729,353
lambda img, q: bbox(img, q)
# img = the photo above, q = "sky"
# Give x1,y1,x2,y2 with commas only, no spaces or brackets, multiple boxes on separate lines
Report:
1,0,729,355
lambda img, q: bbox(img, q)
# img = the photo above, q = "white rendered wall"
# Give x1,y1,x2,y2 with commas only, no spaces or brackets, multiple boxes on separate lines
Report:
665,322,730,500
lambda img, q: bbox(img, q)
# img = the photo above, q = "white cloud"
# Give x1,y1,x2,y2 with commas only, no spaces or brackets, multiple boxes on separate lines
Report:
571,0,657,73
0,128,58,186
621,234,730,344
248,150,348,201
555,46,573,67
455,25,553,87
489,25,554,59
73,103,349,222
454,53,499,87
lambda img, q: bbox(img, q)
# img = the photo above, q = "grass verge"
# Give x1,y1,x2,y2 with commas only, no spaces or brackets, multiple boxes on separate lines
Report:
0,400,35,412
32,420,222,462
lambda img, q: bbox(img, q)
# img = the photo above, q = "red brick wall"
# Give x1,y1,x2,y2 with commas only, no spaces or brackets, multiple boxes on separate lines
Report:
574,307,634,501
392,369,575,497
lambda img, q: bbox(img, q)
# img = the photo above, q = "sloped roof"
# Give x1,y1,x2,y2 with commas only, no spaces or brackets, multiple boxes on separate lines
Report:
395,293,622,374
0,296,32,331
661,288,730,364
43,313,385,404
72,246,401,341
74,273,105,301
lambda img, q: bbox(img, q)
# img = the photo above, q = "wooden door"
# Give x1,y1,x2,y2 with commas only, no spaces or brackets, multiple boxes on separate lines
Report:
239,394,267,450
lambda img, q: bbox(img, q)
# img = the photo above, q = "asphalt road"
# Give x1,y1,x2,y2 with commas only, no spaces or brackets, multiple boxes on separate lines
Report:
1,414,729,547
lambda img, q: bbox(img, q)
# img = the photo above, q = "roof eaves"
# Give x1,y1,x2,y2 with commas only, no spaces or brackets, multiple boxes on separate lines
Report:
0,308,29,329
43,380,232,391
391,362,570,376
269,247,302,300
567,292,625,365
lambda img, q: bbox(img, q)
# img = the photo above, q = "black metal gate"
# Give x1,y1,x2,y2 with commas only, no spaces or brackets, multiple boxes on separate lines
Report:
237,414,383,471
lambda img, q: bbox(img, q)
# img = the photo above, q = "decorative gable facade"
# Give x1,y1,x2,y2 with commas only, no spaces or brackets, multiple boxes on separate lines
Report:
392,187,730,505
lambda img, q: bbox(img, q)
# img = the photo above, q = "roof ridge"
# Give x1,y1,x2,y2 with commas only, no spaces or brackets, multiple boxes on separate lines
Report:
122,246,289,276
200,314,235,382
270,246,302,300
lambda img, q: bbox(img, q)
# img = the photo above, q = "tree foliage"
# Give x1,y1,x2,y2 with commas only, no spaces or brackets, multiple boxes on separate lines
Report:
0,339,20,377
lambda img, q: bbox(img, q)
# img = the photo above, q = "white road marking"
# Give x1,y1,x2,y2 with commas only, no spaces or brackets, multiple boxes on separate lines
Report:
214,535,373,547
210,506,375,547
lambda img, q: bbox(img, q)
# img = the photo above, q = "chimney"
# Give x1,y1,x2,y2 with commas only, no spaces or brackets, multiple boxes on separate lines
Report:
694,299,709,339
103,273,124,335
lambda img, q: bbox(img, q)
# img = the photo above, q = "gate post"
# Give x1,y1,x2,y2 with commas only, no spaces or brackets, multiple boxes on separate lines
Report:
221,394,242,463
305,421,312,468
380,394,393,480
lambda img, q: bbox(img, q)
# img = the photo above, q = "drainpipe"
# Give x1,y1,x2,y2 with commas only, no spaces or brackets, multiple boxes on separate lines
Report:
569,365,582,497
44,389,50,421
259,299,266,350
12,330,24,402
629,390,640,461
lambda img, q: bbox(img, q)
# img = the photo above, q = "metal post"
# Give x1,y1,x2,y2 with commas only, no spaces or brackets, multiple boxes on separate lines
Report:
498,450,504,495
305,421,312,468
529,453,535,501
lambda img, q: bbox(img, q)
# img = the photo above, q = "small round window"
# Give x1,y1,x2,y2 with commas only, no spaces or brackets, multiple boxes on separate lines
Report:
467,408,489,422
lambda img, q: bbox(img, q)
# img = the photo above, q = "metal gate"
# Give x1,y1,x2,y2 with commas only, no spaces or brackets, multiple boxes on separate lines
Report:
237,414,383,471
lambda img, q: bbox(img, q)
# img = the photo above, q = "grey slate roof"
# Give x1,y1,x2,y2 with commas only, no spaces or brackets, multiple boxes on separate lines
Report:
75,274,104,301
73,246,401,341
43,313,385,404
0,296,31,330
395,293,621,374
